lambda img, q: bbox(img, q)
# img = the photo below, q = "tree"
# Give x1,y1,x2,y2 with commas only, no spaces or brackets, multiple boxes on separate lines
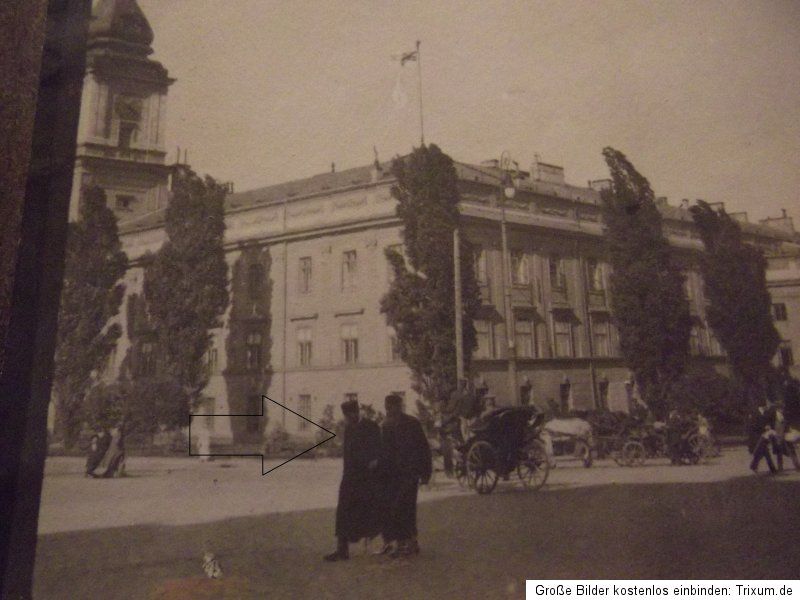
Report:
380,145,482,413
142,166,229,426
53,185,127,447
689,201,781,408
600,148,692,418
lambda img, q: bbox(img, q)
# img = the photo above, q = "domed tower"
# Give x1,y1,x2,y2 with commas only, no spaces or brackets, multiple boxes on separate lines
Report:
70,0,174,222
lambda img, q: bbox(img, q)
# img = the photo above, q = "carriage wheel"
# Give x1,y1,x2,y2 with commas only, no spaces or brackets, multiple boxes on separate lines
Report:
466,441,499,495
686,433,706,464
454,455,469,489
517,440,550,490
574,440,593,468
622,440,646,467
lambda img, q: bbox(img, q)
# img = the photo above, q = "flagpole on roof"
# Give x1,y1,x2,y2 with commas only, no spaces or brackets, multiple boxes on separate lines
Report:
416,40,424,145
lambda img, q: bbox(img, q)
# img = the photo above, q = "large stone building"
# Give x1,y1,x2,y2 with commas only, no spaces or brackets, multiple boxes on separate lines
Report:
69,0,800,446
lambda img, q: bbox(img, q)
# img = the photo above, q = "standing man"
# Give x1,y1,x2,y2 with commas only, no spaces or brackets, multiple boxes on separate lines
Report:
748,402,777,474
324,400,383,562
381,394,432,558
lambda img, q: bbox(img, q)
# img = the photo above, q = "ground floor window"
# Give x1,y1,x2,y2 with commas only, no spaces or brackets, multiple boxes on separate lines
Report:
780,341,794,368
297,394,311,431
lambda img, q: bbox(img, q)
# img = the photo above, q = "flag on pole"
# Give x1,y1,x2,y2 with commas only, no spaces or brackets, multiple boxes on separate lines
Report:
393,42,419,66
399,49,418,66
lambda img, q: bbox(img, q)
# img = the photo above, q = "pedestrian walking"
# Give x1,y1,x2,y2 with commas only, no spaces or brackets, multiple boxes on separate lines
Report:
748,404,777,474
324,400,383,562
380,394,432,558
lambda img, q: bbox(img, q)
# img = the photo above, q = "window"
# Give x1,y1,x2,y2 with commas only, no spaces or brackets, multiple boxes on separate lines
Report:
591,315,610,357
246,332,262,370
246,395,261,434
298,257,312,294
689,325,707,356
341,324,359,364
341,250,357,289
206,347,218,374
779,341,794,367
553,319,573,357
139,341,156,376
549,255,567,290
683,272,694,301
297,395,311,431
473,247,488,284
115,194,135,211
118,121,137,149
247,263,264,300
475,320,494,359
511,251,530,285
389,333,402,362
773,303,788,321
297,328,312,367
597,378,609,411
587,258,604,291
515,318,536,358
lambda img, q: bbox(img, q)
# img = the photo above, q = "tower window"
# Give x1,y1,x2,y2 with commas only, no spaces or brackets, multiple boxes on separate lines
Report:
116,194,136,211
118,121,138,149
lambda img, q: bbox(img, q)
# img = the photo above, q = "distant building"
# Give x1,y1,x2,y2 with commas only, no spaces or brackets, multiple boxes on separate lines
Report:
68,0,800,447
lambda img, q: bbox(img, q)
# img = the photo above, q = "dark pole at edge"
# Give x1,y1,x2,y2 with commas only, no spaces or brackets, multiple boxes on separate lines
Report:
0,1,91,597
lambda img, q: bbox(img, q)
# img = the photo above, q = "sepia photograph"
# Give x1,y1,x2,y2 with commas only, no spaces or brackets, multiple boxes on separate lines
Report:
1,0,799,598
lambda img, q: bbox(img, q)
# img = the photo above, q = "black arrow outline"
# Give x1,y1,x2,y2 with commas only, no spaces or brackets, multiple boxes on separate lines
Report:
189,395,336,476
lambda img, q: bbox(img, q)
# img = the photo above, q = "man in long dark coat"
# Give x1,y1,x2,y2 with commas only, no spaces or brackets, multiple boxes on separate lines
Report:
324,399,383,561
381,394,432,558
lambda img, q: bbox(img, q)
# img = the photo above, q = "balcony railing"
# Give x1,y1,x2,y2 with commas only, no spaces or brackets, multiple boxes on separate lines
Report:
511,283,534,307
587,289,607,310
551,287,569,307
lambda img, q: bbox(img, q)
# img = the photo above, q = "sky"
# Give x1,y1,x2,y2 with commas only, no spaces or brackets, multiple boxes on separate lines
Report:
136,0,800,221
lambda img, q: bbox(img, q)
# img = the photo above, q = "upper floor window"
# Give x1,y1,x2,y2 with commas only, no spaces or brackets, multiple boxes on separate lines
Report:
341,324,359,364
297,327,312,367
683,272,695,301
474,319,494,359
514,318,536,358
341,250,358,290
206,347,218,374
511,251,530,285
298,257,312,294
245,332,263,370
389,333,402,362
587,258,604,292
553,318,573,358
549,255,567,291
773,303,788,321
473,247,488,284
247,263,264,300
591,315,610,357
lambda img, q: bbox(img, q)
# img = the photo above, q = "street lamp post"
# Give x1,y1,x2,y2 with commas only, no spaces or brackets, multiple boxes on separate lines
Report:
498,155,518,404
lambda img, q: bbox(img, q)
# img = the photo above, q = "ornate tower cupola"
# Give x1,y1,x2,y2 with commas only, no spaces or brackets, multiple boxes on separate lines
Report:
70,0,175,222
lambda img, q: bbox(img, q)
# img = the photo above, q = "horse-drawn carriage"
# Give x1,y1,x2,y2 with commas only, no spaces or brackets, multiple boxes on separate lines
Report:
453,405,550,494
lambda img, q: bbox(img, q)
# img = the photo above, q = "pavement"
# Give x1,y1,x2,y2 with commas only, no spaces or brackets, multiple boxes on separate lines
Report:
37,446,798,535
32,447,800,599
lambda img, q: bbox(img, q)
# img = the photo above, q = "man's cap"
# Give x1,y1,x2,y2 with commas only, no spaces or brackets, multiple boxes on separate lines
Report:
385,394,403,407
340,399,359,415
